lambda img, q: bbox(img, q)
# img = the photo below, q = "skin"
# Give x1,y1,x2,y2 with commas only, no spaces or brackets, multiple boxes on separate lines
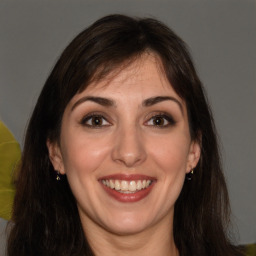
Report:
48,54,200,256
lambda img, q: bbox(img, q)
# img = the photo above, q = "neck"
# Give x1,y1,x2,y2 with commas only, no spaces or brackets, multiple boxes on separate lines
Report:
81,214,178,256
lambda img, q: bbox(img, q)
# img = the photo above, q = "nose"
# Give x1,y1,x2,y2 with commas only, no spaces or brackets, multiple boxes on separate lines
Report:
111,125,147,168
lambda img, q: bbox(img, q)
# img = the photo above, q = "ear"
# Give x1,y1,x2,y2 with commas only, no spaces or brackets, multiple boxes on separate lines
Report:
46,139,65,175
186,140,201,173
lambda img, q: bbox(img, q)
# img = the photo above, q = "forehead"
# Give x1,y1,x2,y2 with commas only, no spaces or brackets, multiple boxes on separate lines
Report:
73,54,182,102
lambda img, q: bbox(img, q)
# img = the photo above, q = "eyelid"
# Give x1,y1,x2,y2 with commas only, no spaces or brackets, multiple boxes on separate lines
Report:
79,112,112,127
144,112,176,127
79,111,176,129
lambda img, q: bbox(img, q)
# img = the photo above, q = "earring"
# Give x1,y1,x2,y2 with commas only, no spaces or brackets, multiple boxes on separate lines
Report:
186,169,194,181
56,171,61,181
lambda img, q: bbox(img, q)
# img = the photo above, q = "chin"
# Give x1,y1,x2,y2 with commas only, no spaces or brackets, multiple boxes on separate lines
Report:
101,211,154,236
106,222,149,236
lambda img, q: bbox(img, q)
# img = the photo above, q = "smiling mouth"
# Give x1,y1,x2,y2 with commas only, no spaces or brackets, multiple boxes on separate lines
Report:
99,174,156,202
101,179,153,193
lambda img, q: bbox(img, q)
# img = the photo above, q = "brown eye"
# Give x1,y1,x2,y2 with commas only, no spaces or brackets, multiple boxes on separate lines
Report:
81,114,110,128
145,114,175,127
91,116,103,126
152,117,165,126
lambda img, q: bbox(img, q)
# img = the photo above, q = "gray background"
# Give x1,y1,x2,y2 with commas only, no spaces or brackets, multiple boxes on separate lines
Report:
0,0,255,252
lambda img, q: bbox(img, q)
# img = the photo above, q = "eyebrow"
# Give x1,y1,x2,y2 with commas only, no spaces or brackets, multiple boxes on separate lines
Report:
71,96,115,111
142,96,183,114
71,95,183,114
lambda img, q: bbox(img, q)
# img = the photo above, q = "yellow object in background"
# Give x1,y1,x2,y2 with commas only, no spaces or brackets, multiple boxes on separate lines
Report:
0,121,21,220
245,243,256,256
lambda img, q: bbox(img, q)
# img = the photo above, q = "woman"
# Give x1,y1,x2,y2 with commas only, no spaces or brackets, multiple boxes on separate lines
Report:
7,14,244,256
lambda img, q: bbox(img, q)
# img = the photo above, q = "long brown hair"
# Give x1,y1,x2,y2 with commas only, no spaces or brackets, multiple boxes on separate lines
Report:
7,14,243,256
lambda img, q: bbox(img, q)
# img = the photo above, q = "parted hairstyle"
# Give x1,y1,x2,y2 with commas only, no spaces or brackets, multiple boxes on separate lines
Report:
7,14,243,256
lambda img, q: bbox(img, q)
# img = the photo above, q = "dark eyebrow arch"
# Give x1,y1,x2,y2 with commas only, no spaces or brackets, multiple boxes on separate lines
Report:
71,96,115,111
71,95,183,114
142,96,183,114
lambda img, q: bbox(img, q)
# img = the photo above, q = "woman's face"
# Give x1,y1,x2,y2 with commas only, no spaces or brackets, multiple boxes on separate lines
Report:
48,54,200,236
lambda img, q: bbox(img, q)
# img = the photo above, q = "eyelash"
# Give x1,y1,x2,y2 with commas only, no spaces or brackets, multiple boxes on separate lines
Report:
80,113,111,128
80,112,176,128
144,113,176,128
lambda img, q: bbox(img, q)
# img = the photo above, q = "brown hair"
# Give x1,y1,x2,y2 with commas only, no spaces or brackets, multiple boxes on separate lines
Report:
7,14,243,256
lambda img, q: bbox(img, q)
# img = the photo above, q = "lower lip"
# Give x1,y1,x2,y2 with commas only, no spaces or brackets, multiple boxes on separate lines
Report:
100,182,155,203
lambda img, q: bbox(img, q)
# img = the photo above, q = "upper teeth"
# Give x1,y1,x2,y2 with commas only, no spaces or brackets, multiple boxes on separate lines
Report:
102,179,152,193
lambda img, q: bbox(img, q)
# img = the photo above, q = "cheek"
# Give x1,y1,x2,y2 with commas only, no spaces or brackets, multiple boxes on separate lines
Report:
60,131,111,176
148,133,190,176
143,133,190,219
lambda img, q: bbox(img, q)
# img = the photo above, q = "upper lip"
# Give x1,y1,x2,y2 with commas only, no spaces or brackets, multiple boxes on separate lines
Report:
98,174,156,181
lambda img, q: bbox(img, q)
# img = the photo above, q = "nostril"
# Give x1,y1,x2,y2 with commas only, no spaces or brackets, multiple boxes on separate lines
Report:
111,143,147,167
111,127,147,167
115,154,144,168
